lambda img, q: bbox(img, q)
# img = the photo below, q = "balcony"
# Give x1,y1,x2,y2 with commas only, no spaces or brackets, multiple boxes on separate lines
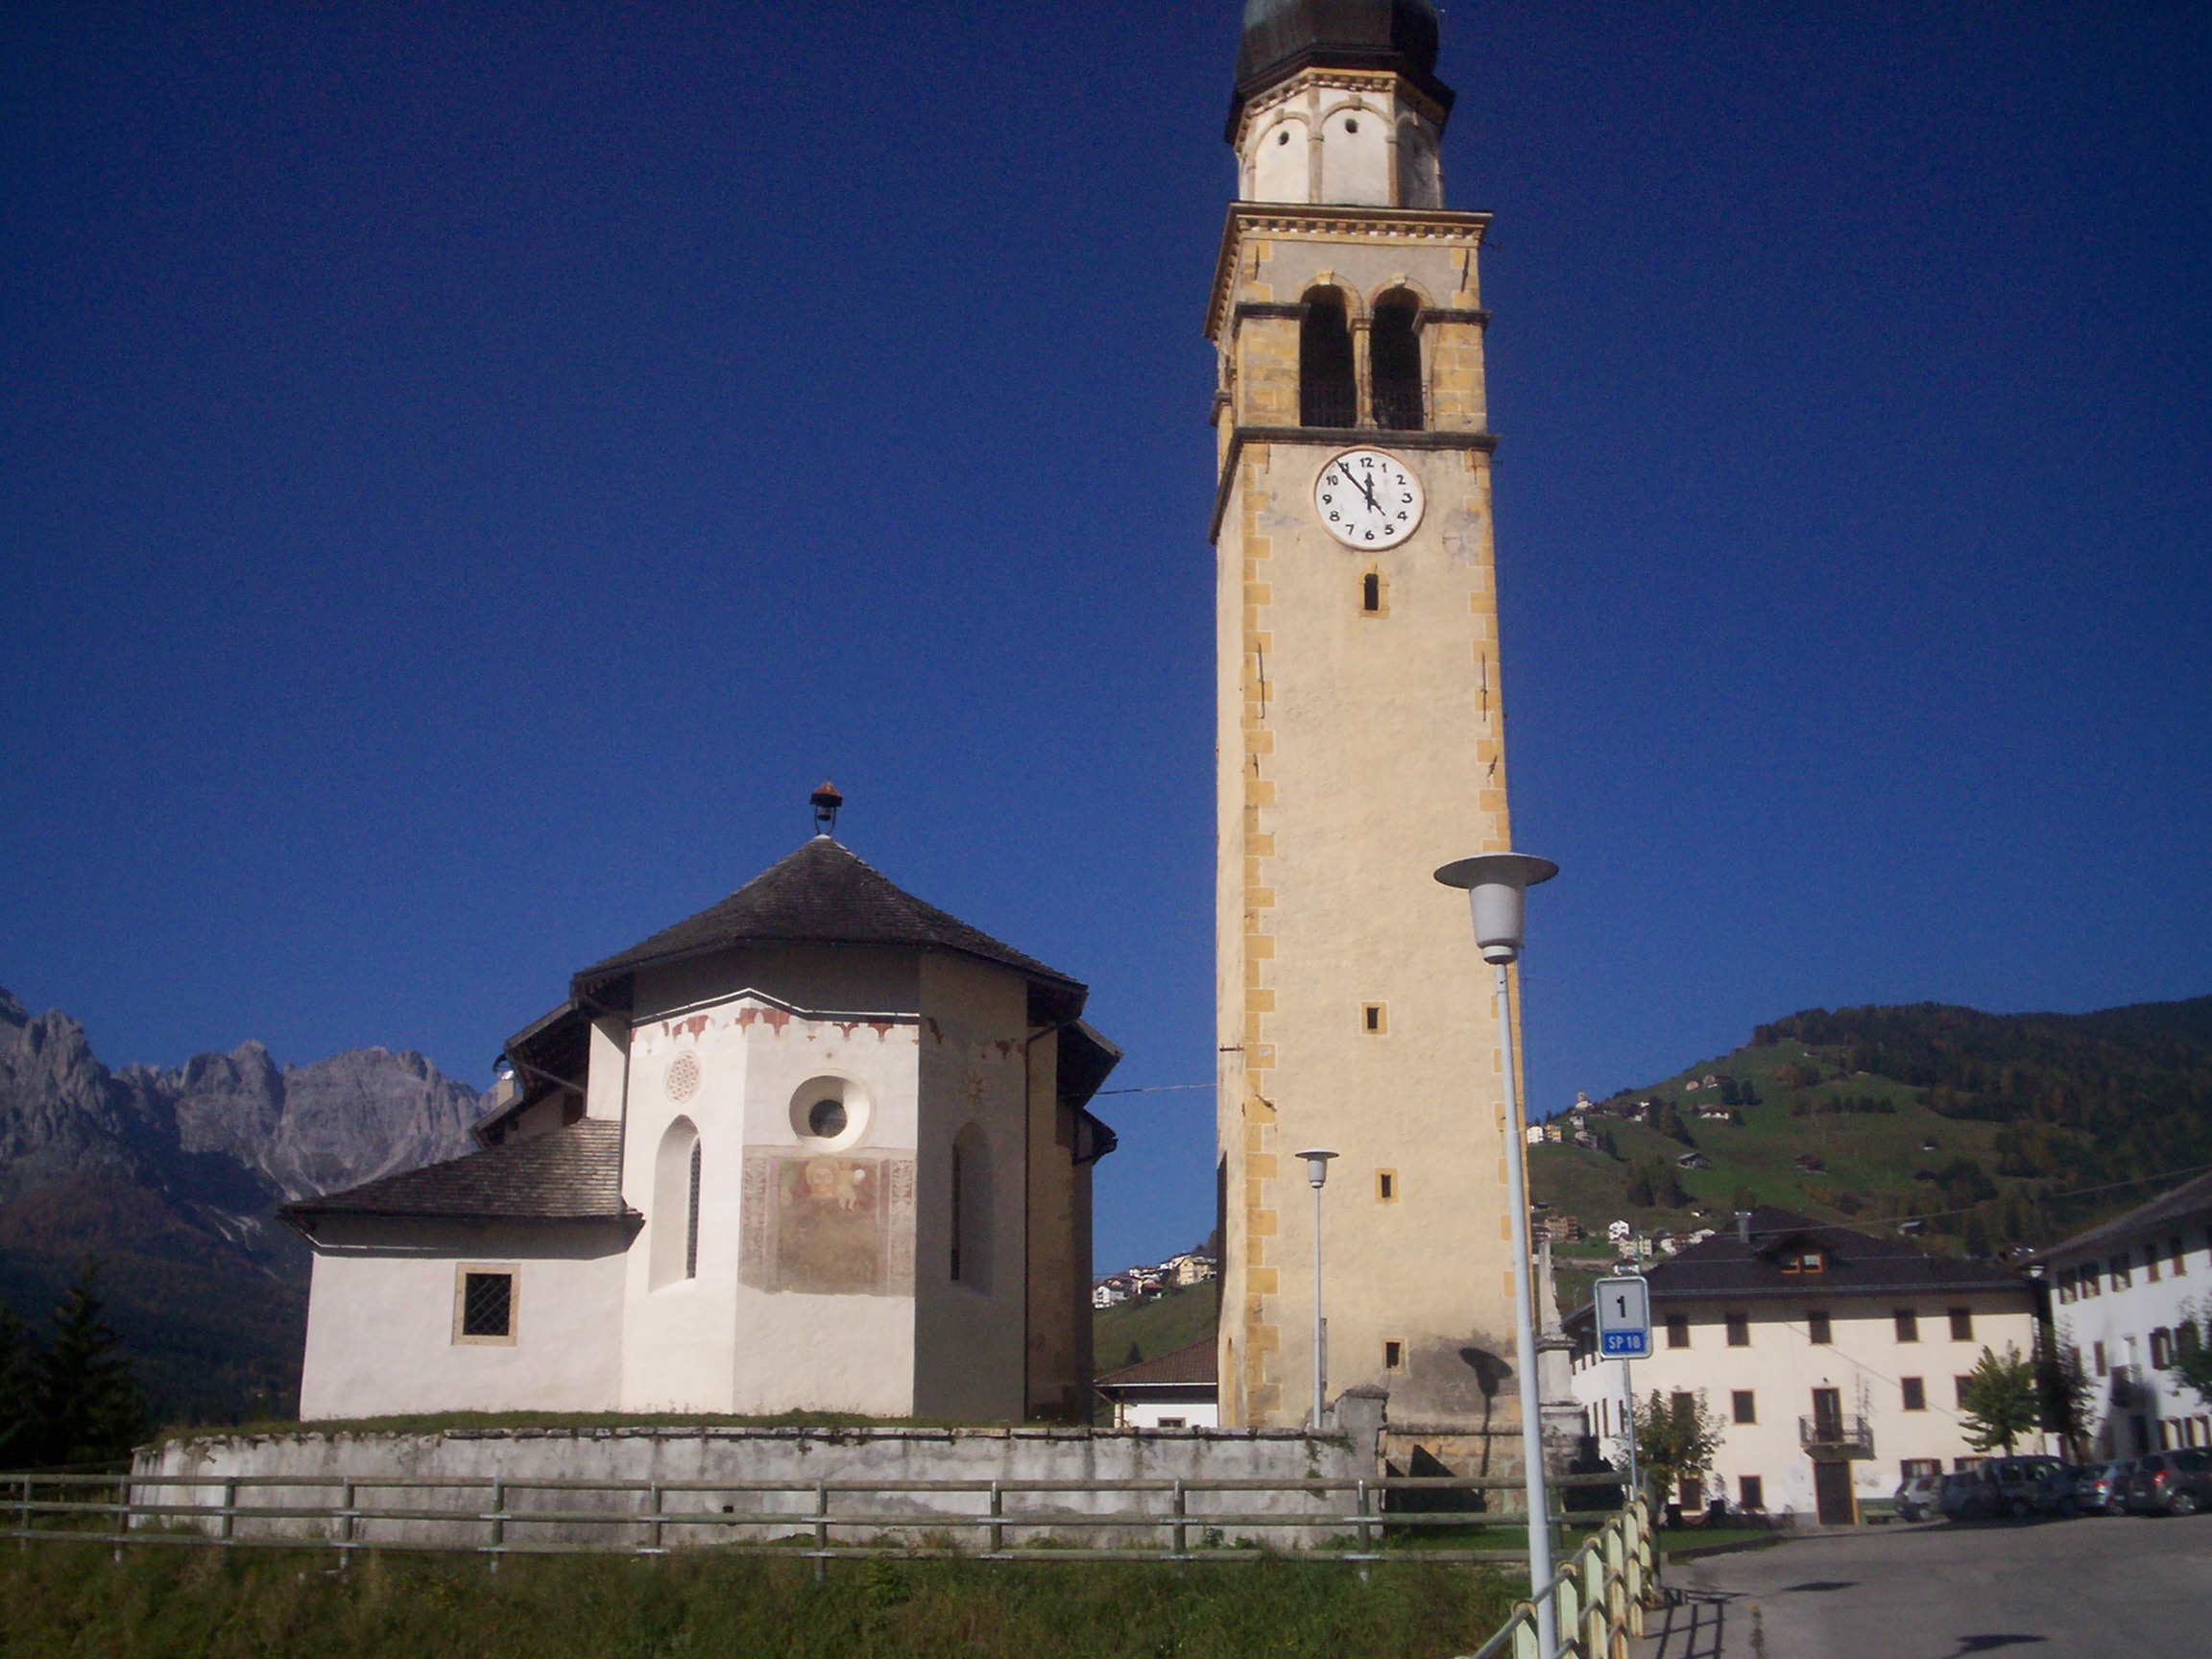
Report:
1799,1413,1876,1459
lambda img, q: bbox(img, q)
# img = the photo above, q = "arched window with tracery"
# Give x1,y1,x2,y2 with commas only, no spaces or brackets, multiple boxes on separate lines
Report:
651,1116,700,1288
1299,288,1358,428
1370,291,1424,431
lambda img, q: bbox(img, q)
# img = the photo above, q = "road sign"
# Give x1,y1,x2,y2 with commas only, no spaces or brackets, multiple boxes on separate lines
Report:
1594,1274,1650,1359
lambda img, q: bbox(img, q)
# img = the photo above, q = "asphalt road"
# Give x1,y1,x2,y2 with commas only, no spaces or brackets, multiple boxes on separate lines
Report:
1635,1516,2212,1659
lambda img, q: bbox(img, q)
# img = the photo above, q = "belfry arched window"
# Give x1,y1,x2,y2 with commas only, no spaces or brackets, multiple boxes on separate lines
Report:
1299,288,1357,428
1370,291,1424,431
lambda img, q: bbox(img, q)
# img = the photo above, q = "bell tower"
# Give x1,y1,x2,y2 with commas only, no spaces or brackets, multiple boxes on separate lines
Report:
1210,0,1526,1440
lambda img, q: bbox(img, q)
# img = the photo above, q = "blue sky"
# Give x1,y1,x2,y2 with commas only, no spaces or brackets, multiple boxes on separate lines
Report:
3,2,2207,1274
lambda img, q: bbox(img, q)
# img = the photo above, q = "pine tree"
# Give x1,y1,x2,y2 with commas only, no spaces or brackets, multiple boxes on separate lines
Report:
31,1259,147,1466
0,1306,36,1466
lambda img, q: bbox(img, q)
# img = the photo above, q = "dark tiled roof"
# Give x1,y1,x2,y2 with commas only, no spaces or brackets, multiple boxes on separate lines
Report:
1096,1338,1219,1390
574,837,1083,1004
1570,1207,2024,1321
280,1120,632,1227
2032,1170,2212,1265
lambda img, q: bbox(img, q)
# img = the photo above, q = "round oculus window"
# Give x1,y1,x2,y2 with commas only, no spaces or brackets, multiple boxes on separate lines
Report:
806,1097,848,1139
789,1074,870,1147
664,1052,701,1103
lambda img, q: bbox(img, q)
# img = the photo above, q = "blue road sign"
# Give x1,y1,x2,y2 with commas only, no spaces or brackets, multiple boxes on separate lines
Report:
1594,1274,1651,1360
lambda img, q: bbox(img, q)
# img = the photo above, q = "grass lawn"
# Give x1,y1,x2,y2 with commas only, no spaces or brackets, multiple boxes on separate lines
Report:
0,1539,1522,1659
1094,1281,1219,1376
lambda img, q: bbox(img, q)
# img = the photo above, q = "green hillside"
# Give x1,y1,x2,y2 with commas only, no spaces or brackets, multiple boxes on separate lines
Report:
1094,1281,1219,1375
1531,996,2212,1262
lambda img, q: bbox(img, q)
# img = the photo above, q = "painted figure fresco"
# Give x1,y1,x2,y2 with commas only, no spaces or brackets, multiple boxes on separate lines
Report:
739,1151,916,1296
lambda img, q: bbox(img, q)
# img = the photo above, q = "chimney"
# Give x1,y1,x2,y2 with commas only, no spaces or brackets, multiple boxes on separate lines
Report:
1735,1211,1753,1243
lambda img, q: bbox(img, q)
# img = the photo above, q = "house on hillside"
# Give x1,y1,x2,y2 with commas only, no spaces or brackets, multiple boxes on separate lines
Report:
1568,1208,2039,1524
281,814,1120,1424
1094,1339,1220,1430
2034,1170,2212,1455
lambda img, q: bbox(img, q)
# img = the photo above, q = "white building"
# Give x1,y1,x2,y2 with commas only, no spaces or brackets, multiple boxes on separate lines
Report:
1569,1208,2040,1524
282,822,1120,1425
1094,1339,1221,1430
2035,1170,2212,1455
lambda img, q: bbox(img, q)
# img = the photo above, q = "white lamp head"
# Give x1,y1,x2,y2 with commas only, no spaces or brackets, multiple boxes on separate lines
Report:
1293,1147,1338,1190
1433,851,1559,964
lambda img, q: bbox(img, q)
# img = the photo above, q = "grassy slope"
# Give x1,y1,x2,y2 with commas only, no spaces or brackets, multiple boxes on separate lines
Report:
1093,1282,1219,1375
0,1542,1518,1659
1530,1036,2028,1256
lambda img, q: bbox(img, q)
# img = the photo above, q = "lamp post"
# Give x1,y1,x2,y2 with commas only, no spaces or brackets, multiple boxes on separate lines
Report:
1434,851,1559,1659
1294,1147,1338,1431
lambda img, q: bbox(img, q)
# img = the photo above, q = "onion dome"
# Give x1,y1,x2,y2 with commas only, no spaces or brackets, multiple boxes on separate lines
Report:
1230,0,1455,130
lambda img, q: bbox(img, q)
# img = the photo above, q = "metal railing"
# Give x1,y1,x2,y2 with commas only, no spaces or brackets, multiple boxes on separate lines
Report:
1464,1492,1653,1659
6,1468,1640,1568
1798,1414,1876,1458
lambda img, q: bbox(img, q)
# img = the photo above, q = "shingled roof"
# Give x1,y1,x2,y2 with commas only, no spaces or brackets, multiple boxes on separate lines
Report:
573,837,1085,1015
1569,1207,2024,1321
2031,1169,2212,1266
279,1119,633,1233
1095,1337,1219,1391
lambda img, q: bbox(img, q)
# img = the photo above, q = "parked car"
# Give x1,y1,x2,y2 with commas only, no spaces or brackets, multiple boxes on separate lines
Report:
2125,1449,2212,1516
2077,1459,2137,1515
1893,1472,1944,1522
1938,1470,1987,1521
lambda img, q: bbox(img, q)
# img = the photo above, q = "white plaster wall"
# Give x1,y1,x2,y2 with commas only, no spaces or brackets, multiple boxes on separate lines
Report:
297,1221,627,1420
723,974,924,1418
911,951,1030,1422
1118,1400,1222,1430
1249,114,1310,201
1570,1292,2041,1515
618,997,757,1412
137,1425,1366,1551
1317,99,1391,204
2050,1224,2212,1454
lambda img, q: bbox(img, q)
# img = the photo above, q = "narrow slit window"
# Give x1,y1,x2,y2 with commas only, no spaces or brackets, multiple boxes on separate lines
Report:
1361,1002,1386,1034
1383,1339,1405,1370
685,1141,702,1280
1361,571,1382,613
1376,1169,1396,1202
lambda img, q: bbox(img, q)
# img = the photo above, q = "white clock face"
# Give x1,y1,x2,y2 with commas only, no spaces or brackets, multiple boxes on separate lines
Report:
1314,449,1423,548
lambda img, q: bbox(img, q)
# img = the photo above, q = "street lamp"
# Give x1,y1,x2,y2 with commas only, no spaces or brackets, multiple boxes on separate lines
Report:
1434,851,1559,1659
1294,1148,1338,1431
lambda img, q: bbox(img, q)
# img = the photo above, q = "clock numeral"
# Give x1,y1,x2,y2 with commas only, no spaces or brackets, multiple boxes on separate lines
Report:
1321,493,1334,505
1397,512,1408,520
1329,512,1340,522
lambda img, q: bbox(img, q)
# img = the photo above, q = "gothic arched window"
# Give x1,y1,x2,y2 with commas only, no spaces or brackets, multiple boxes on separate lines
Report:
1371,291,1424,431
950,1120,993,1291
1299,288,1357,428
651,1117,700,1288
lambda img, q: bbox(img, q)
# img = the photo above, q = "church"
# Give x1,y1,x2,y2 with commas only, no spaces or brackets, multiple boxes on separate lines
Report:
284,0,1538,1451
281,792,1120,1424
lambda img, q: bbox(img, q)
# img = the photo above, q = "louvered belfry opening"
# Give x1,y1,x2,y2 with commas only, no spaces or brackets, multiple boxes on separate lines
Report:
1370,291,1424,430
1299,288,1358,427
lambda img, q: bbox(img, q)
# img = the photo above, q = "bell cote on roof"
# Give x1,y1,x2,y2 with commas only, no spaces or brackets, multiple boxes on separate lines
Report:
1228,0,1455,208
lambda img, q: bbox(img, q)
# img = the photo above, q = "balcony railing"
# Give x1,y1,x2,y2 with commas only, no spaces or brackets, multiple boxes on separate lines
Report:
1799,1414,1876,1459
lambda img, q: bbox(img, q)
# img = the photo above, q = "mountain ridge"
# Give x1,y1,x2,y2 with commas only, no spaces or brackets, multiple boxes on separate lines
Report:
0,984,482,1420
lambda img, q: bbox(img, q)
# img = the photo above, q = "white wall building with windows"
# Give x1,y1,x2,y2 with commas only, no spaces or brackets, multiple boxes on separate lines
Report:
1569,1209,2040,1524
2035,1170,2212,1456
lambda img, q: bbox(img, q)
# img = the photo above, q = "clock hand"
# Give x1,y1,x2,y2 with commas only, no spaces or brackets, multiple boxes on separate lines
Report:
1350,469,1382,514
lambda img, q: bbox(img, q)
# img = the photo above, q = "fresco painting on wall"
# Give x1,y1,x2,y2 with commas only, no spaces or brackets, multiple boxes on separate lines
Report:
740,1151,917,1296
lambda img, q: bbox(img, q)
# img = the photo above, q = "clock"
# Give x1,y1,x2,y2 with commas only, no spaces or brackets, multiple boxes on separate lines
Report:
1313,449,1423,548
